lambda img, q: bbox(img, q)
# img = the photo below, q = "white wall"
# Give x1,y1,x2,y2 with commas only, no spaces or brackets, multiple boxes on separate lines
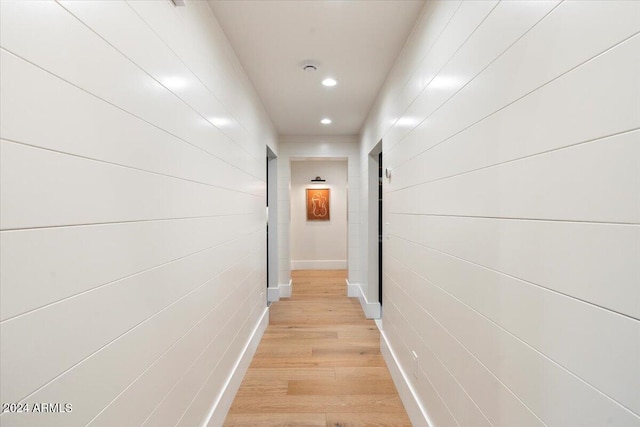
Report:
290,160,348,270
274,138,360,299
0,1,277,426
360,1,640,426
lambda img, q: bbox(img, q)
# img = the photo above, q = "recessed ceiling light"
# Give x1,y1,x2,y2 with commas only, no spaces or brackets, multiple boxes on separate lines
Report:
322,78,337,87
321,118,332,125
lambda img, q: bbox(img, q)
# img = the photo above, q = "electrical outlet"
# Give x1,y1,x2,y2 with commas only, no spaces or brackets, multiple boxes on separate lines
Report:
411,351,419,378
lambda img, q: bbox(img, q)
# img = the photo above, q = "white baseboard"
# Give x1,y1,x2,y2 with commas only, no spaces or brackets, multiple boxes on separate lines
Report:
348,282,381,319
380,330,432,427
291,260,347,270
267,280,292,302
267,286,279,302
346,279,359,297
280,280,292,298
203,307,269,427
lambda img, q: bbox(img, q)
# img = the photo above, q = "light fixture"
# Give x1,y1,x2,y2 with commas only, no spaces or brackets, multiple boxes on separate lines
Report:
311,176,326,182
322,78,337,87
321,118,332,125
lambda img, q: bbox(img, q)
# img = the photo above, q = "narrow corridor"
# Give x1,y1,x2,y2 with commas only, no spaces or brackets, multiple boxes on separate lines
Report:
224,270,410,426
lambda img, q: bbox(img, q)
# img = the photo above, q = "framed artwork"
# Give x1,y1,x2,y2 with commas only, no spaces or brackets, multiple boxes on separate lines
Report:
306,188,330,220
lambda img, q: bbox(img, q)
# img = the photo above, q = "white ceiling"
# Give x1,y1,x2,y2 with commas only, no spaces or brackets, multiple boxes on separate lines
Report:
208,0,425,137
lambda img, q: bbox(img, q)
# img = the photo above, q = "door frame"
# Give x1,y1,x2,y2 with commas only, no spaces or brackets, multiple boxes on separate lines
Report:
366,140,383,318
266,146,278,304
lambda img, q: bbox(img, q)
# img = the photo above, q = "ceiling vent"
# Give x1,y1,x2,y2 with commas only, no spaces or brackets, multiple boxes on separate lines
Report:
302,61,319,72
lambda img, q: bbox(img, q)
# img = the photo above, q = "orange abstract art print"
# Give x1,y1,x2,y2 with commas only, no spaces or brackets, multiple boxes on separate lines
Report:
306,188,330,220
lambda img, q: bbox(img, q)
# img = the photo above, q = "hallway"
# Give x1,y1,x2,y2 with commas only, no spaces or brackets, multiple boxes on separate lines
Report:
224,271,411,426
2,1,639,426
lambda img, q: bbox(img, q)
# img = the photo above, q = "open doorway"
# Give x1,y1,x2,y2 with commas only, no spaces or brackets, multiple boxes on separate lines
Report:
289,158,348,272
378,151,383,306
365,140,383,318
266,146,278,305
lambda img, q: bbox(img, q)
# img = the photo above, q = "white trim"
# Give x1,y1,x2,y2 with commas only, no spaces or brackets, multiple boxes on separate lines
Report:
380,330,433,427
280,279,292,298
349,282,381,319
367,141,383,306
291,260,347,270
267,280,292,302
267,151,279,291
346,279,359,297
267,286,280,302
202,307,269,427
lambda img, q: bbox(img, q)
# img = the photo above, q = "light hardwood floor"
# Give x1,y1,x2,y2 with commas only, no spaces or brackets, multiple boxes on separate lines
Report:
224,270,412,427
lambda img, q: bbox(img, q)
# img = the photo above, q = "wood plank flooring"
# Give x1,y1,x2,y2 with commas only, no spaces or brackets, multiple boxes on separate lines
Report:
224,270,411,427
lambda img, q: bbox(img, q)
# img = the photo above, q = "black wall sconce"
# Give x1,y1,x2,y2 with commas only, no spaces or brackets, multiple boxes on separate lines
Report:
310,176,326,182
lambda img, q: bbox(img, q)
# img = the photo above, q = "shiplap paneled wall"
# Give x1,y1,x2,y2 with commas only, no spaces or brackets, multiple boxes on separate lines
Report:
0,1,276,426
360,1,640,426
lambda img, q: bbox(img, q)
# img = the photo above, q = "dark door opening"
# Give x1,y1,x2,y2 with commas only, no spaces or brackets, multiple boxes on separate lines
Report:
266,154,269,291
266,147,278,304
378,151,383,305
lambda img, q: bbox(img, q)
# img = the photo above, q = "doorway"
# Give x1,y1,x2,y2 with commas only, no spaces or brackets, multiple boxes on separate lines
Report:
266,146,278,305
289,159,349,272
378,151,383,306
366,140,382,317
